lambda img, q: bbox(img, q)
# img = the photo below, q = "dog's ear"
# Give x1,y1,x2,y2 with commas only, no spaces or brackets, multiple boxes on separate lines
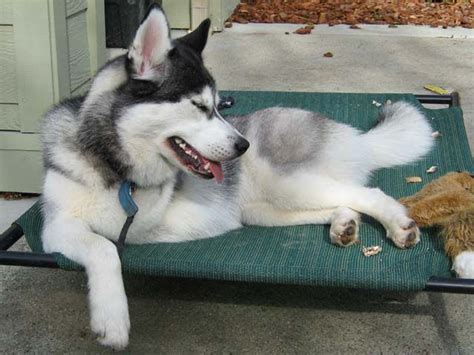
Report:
176,19,211,54
128,4,171,80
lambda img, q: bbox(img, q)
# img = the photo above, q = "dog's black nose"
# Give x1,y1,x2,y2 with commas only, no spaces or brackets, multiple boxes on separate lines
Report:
234,138,250,155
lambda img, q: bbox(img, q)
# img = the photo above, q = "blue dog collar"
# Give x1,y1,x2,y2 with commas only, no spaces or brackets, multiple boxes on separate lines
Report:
119,180,138,217
116,181,138,257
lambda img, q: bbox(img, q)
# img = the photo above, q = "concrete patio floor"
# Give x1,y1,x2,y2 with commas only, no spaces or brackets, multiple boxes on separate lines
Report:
1,25,473,353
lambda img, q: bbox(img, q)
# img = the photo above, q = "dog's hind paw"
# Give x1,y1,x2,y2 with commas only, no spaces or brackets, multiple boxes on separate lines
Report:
330,219,359,247
453,251,474,279
91,306,130,350
387,218,420,249
330,208,360,247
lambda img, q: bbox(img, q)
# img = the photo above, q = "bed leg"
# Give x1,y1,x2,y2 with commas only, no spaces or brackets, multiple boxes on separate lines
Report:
424,276,474,294
0,223,59,268
0,224,24,251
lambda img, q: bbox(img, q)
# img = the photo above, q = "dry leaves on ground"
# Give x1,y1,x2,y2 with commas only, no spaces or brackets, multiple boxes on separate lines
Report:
229,1,473,28
0,192,39,200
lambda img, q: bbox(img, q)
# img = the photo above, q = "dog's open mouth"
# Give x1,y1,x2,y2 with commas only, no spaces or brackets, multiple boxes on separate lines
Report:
167,137,224,182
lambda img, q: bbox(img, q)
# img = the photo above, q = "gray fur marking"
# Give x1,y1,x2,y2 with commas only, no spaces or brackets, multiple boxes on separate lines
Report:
248,108,334,168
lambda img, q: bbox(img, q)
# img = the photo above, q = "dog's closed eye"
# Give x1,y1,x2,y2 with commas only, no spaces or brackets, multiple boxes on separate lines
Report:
191,100,211,115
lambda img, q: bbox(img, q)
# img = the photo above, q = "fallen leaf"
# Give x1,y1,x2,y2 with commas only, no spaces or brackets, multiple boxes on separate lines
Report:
323,51,333,57
405,176,422,183
424,84,449,95
362,246,382,257
294,26,313,34
319,12,328,23
233,16,248,24
426,166,438,173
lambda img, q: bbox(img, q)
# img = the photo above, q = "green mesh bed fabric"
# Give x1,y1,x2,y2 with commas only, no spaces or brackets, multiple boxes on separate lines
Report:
16,91,473,291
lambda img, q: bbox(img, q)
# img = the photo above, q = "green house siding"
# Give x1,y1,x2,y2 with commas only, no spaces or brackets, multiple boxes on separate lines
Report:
163,0,191,29
163,0,239,31
0,0,105,193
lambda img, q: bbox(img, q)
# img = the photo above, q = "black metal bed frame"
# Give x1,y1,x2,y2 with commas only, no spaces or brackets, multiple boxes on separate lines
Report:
1,92,473,294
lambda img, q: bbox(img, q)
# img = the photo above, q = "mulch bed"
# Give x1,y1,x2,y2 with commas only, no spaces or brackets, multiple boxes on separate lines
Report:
0,192,39,200
228,1,473,29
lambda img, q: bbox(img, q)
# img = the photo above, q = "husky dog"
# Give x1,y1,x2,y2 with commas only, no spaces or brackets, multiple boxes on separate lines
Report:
41,5,434,349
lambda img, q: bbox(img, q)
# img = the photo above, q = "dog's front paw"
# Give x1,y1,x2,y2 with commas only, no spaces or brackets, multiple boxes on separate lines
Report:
453,251,474,278
330,219,359,247
90,302,130,350
387,218,420,249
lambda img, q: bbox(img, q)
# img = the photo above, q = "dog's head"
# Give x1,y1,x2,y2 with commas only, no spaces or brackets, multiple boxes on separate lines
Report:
89,5,248,184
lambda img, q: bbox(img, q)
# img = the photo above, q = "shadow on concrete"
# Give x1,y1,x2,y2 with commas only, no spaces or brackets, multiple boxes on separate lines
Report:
124,274,461,350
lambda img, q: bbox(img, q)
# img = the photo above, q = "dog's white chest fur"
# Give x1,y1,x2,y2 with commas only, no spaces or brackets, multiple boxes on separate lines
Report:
43,170,175,243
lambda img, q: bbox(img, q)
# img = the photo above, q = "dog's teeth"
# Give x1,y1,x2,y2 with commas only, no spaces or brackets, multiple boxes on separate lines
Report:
192,154,198,160
175,137,183,144
204,162,210,170
185,149,192,155
179,143,186,149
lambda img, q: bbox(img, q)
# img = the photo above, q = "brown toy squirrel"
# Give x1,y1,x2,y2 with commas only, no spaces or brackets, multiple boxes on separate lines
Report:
399,171,474,278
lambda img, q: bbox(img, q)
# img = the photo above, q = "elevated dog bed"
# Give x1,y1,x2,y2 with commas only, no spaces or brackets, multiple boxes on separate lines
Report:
1,91,473,293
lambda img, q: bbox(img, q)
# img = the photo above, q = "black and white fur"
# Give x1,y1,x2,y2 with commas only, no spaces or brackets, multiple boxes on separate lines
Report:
41,5,435,349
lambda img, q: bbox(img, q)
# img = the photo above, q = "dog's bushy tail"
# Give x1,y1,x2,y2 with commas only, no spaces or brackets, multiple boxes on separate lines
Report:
363,101,434,169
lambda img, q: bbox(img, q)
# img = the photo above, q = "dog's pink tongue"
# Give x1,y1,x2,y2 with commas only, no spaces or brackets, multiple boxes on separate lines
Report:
209,162,224,183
